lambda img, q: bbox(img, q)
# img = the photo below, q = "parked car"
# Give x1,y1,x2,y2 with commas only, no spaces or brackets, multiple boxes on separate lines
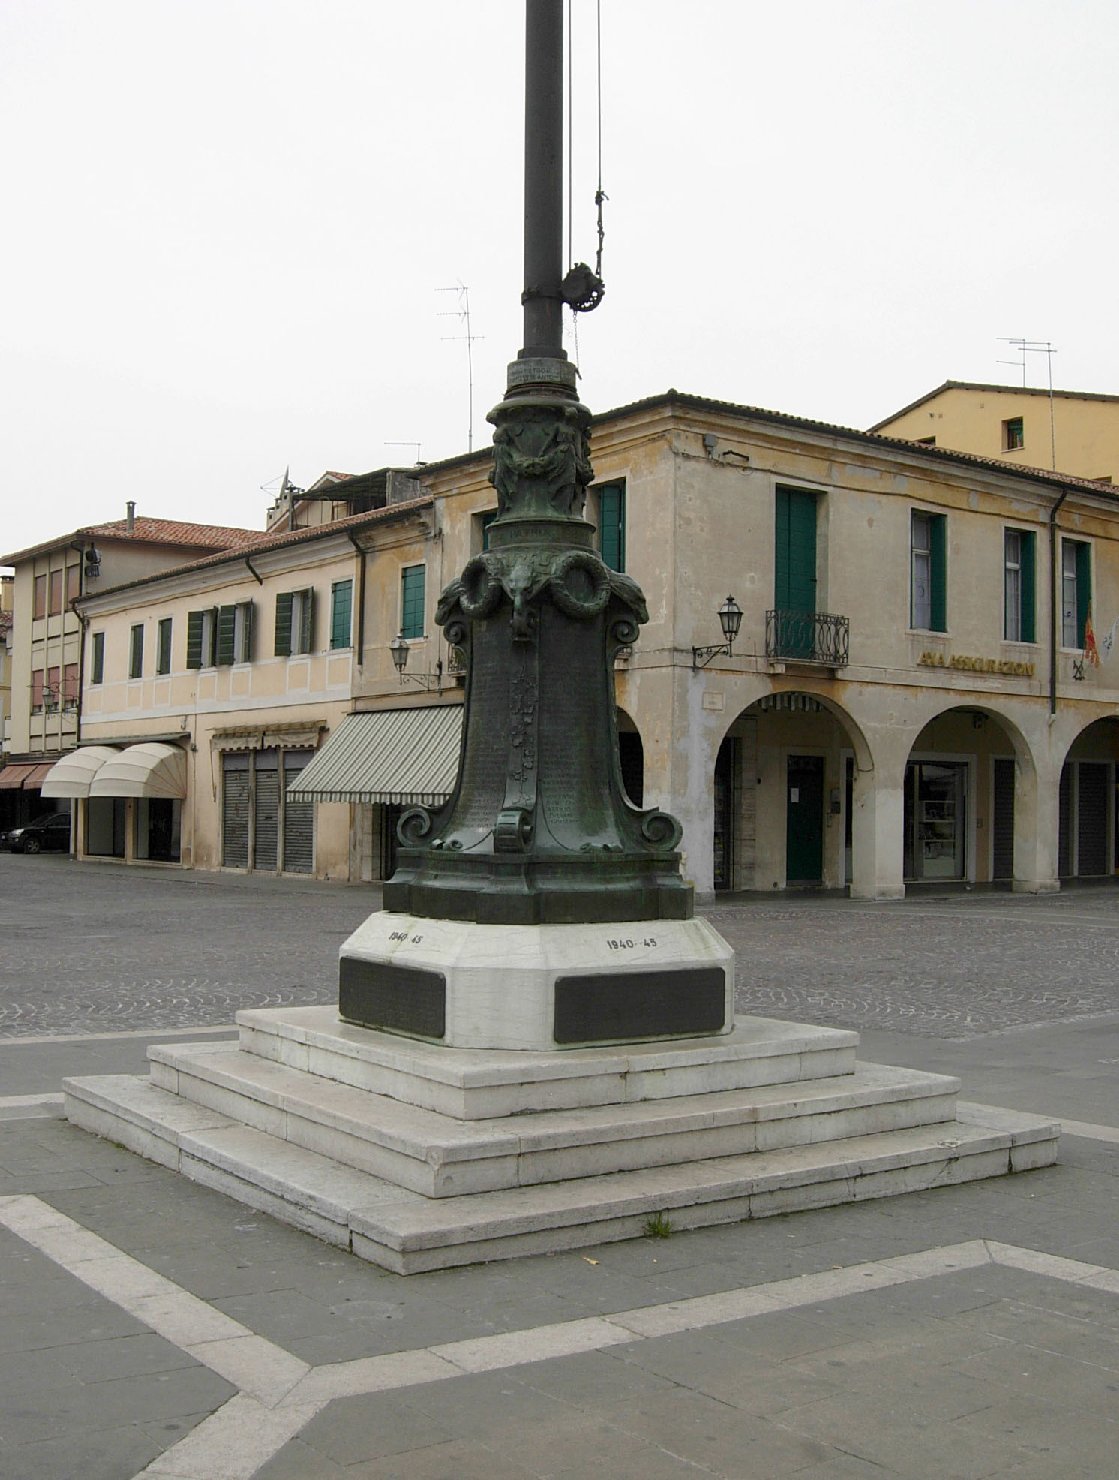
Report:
1,813,72,854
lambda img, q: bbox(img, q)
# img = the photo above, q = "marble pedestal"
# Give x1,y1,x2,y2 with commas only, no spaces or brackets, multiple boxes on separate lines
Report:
63,915,1060,1273
337,913,735,1050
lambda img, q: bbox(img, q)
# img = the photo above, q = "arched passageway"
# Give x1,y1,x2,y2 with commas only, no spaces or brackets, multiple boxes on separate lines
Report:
1057,716,1119,880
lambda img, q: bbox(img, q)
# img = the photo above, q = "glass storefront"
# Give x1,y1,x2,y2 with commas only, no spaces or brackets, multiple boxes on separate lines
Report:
904,760,967,881
134,798,182,862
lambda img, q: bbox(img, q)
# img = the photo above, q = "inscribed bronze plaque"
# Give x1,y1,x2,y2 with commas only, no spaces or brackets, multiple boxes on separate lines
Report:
553,967,725,1044
338,957,446,1040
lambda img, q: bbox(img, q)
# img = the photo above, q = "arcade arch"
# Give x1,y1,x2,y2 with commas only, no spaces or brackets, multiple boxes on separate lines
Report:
711,691,871,893
1056,715,1119,879
902,705,1035,887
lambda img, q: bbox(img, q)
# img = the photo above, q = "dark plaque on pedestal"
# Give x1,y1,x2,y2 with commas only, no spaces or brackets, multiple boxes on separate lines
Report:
339,958,447,1040
553,967,726,1045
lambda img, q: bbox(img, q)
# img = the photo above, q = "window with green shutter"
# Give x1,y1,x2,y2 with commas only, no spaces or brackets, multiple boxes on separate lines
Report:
774,487,817,613
330,580,353,649
217,605,237,665
597,482,626,572
156,617,173,675
274,591,294,656
401,565,425,639
1004,529,1036,643
91,631,105,685
1061,539,1091,648
187,608,217,669
129,623,144,679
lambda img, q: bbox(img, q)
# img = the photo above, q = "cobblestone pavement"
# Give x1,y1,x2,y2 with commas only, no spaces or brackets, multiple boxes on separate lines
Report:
3,854,1119,1040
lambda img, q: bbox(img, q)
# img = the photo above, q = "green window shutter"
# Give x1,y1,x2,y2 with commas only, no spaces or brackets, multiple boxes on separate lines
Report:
481,511,498,551
217,605,237,665
330,580,353,649
274,592,293,656
186,611,203,669
774,487,817,612
1020,531,1036,644
598,483,626,572
240,601,254,662
129,624,144,679
1076,542,1091,646
930,515,947,632
91,631,105,684
157,617,172,674
401,566,425,638
299,588,315,653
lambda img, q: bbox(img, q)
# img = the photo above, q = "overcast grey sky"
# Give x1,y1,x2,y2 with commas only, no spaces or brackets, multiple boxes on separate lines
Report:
3,0,1116,559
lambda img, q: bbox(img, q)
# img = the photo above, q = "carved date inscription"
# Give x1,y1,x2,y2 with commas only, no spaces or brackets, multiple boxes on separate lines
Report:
553,966,726,1045
339,957,446,1040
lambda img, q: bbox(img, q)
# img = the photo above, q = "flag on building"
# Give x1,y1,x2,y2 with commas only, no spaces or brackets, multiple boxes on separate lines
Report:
1084,604,1101,667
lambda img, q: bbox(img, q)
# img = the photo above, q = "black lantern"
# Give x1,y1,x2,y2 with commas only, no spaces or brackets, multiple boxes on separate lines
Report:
693,595,743,669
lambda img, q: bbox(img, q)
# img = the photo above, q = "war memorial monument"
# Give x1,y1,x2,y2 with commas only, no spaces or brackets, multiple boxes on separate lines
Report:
64,2,1058,1272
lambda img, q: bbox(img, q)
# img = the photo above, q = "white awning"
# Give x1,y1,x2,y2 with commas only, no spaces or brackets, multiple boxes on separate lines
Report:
287,707,462,805
89,743,188,799
40,746,122,799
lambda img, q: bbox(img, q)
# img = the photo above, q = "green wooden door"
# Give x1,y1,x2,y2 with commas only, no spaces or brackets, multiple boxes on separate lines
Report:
786,754,824,883
774,488,817,657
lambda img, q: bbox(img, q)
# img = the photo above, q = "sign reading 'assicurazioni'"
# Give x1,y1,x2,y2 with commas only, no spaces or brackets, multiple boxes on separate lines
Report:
919,651,1035,677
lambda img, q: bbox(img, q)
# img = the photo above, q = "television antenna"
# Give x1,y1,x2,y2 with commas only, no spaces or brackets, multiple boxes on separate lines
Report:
437,283,483,452
997,337,1058,470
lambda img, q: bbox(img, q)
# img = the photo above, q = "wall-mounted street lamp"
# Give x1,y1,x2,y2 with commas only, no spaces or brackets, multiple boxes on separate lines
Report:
692,596,743,669
389,632,443,691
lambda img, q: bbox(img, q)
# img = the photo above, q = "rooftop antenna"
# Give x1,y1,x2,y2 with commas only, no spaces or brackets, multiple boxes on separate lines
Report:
437,283,484,452
997,337,1058,470
384,441,422,465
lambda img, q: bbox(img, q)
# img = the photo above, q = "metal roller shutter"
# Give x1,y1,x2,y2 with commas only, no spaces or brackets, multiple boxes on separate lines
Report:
991,758,1015,881
1077,762,1108,877
222,754,250,868
282,750,314,874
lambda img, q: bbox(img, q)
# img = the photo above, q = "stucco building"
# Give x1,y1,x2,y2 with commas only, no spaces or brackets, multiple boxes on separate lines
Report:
871,381,1119,486
0,510,261,833
49,391,1119,899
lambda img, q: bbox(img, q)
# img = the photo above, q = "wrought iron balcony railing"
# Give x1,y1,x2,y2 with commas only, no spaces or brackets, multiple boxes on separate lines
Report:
765,609,850,667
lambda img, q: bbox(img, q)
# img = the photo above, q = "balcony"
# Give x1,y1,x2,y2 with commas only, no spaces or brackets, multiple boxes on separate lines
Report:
765,609,849,667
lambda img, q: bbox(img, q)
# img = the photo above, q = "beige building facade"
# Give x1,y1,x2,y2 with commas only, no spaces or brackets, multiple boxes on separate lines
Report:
50,391,1119,901
870,381,1119,486
0,512,260,832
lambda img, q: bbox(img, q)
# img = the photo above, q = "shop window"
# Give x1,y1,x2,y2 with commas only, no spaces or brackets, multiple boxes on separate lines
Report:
217,601,254,665
87,796,126,858
1003,528,1036,643
597,481,626,572
134,798,181,862
330,580,353,650
156,617,173,675
904,760,966,882
1061,539,1091,648
274,588,315,656
1002,416,1025,451
49,569,63,615
400,565,425,639
911,510,946,632
186,607,218,669
91,631,105,685
129,623,144,679
33,574,47,619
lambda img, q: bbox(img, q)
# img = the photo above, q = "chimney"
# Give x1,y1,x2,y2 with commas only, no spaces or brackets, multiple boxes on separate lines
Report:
126,501,135,534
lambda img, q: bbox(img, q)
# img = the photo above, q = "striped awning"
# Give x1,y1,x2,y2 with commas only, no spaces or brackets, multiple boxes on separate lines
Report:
287,707,462,805
0,764,35,790
40,747,122,799
89,743,188,799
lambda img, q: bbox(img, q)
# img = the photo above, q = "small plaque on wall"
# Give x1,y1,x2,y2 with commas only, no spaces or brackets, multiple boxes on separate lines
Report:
339,957,447,1040
554,967,726,1045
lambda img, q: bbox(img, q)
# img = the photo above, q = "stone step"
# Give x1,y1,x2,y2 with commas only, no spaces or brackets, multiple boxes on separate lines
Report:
62,1072,1059,1275
234,1006,861,1119
141,1039,959,1198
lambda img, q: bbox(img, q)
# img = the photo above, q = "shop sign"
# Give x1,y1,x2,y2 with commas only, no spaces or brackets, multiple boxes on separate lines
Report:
919,651,1034,677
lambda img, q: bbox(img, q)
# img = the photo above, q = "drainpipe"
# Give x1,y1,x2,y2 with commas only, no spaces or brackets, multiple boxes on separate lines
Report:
1048,488,1069,717
345,531,366,669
